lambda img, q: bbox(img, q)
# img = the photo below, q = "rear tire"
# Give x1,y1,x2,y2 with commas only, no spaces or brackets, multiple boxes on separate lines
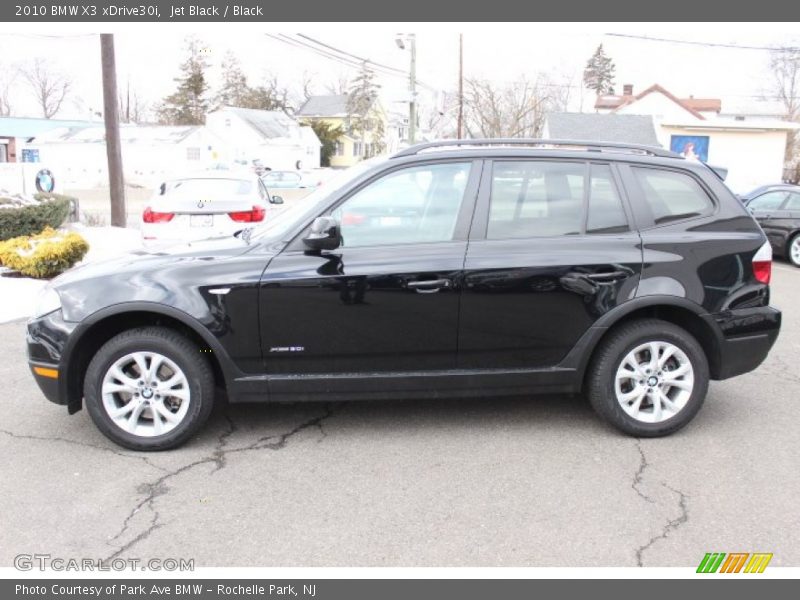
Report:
586,319,709,437
84,327,215,451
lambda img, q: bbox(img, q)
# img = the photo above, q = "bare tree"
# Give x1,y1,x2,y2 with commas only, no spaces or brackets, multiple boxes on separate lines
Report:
463,75,569,138
119,81,150,123
20,58,71,118
0,66,14,116
770,46,800,167
325,73,350,95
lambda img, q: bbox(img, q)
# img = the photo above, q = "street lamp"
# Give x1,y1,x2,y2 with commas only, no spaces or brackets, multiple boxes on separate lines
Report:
395,33,416,144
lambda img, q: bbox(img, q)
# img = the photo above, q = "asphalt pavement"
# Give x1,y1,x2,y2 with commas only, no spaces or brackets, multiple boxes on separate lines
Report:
1,263,798,568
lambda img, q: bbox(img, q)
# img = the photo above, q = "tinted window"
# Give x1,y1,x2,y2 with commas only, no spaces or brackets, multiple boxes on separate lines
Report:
748,191,788,211
785,192,800,211
586,164,628,234
488,161,584,239
332,162,470,247
632,168,713,224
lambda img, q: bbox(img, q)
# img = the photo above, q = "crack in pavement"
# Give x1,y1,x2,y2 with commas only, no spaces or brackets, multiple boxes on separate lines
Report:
631,439,656,504
631,440,690,567
0,428,168,472
103,404,335,562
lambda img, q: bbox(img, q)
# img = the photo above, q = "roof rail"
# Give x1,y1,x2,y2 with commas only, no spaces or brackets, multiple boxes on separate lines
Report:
391,138,681,159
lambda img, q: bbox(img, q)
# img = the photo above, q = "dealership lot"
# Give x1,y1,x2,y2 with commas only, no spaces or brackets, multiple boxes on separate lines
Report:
1,265,798,568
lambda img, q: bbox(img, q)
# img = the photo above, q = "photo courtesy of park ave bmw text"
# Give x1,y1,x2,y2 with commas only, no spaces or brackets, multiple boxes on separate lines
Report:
0,0,799,596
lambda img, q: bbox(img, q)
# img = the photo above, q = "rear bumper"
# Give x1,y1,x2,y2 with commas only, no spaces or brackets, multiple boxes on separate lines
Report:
710,306,781,380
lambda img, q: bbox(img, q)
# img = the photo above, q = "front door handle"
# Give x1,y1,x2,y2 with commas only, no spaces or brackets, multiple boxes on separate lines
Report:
584,271,629,282
407,278,452,293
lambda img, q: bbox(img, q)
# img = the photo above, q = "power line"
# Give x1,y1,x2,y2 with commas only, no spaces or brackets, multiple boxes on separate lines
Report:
605,32,800,52
296,34,407,76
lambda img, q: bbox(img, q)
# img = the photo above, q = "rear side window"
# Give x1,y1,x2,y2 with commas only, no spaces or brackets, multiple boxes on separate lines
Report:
632,168,714,225
586,164,628,234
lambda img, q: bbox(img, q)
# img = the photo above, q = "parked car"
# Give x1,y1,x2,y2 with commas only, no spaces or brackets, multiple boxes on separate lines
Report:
140,174,284,246
261,170,319,190
27,139,781,450
740,184,800,267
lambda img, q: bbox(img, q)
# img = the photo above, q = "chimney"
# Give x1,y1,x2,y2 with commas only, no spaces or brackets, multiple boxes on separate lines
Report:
623,84,634,96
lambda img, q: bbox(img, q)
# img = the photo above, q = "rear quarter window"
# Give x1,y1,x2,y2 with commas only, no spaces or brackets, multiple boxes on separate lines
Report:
632,167,714,225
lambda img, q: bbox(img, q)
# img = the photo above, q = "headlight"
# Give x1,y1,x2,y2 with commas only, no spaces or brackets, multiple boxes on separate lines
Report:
32,286,62,319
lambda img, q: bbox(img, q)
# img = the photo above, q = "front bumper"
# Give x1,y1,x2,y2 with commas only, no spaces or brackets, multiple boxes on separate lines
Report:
27,310,77,407
709,305,781,380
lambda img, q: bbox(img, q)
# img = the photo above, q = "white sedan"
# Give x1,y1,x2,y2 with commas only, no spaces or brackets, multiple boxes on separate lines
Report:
141,174,284,246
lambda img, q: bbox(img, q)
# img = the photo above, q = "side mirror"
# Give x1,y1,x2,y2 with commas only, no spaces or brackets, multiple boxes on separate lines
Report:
303,216,341,251
270,195,284,205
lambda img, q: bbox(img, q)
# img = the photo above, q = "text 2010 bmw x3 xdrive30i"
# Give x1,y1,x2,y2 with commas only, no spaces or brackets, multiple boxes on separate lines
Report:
27,139,781,450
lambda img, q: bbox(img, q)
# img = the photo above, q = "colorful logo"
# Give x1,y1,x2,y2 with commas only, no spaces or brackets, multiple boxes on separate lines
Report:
35,169,55,193
697,552,773,573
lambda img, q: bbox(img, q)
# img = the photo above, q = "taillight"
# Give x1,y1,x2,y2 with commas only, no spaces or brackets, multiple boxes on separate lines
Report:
142,207,174,223
752,241,772,284
342,213,366,226
228,205,266,223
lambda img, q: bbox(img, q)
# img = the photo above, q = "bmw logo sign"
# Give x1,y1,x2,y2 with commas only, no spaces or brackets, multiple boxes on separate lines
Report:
35,169,55,193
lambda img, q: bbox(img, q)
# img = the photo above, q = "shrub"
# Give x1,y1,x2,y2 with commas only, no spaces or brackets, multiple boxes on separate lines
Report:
0,194,73,241
0,227,89,279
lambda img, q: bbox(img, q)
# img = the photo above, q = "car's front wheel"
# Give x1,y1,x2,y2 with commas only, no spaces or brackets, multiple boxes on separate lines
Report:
586,319,709,437
84,327,215,451
788,233,800,268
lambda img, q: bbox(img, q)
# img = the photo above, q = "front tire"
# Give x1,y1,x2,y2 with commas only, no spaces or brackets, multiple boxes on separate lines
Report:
788,233,800,267
84,327,215,451
586,319,709,437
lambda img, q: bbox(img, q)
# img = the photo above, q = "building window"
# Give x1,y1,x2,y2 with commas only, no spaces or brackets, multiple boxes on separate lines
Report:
353,142,362,157
335,141,344,156
186,147,201,161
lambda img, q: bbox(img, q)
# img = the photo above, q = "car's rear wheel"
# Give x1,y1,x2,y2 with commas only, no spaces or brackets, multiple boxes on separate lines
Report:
788,233,800,267
586,319,709,437
84,327,214,451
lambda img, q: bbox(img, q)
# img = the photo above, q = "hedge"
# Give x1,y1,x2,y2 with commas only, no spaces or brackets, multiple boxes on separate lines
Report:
0,193,73,241
0,227,89,279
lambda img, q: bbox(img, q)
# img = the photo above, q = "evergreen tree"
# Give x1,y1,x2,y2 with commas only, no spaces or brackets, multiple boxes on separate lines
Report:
583,44,616,96
158,37,210,125
307,120,345,167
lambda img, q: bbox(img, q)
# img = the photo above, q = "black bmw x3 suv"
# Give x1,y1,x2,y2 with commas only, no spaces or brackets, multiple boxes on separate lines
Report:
27,139,781,450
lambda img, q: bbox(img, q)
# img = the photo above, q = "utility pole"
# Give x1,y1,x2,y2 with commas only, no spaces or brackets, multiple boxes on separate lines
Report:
457,34,463,139
409,33,417,144
100,33,126,227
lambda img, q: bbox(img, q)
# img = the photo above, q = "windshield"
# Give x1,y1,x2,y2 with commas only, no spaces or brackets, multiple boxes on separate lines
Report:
251,157,386,241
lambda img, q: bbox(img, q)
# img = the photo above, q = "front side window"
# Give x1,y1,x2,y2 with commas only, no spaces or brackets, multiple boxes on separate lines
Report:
632,167,714,224
784,192,800,211
332,162,471,248
749,191,788,211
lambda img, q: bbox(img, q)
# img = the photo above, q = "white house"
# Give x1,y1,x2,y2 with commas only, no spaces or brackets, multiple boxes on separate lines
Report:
594,84,799,193
25,124,226,188
205,107,321,171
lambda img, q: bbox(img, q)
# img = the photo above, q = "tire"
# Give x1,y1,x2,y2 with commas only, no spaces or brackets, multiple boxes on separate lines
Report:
788,233,800,268
84,327,215,451
586,319,709,437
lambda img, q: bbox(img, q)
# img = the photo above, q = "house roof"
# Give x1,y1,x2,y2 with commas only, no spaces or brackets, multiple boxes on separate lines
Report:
296,94,350,118
594,84,716,120
218,107,300,139
545,112,661,146
32,124,202,144
0,116,95,138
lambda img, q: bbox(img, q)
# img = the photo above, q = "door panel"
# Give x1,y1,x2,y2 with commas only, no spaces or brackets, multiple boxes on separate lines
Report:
459,236,641,368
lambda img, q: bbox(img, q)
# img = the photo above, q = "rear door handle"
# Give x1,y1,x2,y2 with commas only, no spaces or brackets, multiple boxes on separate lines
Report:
584,271,629,281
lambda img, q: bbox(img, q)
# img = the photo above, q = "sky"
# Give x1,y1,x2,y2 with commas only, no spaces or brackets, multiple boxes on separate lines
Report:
0,23,797,122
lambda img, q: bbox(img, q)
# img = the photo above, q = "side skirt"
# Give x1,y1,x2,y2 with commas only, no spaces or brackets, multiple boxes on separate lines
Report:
229,367,580,403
